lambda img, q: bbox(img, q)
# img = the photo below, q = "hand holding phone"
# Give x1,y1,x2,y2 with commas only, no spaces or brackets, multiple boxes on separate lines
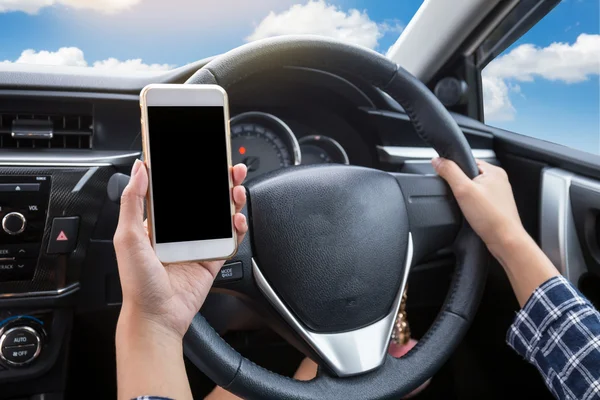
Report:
113,159,248,350
140,84,238,263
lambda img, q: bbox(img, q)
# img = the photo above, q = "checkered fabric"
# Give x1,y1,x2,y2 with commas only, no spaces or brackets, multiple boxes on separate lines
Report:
508,275,600,399
134,397,173,400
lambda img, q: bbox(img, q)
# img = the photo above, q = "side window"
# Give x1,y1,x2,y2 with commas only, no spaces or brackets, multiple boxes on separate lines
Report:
482,1,599,154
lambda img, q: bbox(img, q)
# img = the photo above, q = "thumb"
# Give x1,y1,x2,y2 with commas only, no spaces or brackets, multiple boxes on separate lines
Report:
116,159,149,245
431,157,472,191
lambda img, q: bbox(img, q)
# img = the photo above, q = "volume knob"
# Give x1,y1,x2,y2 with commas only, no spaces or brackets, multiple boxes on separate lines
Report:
2,212,26,235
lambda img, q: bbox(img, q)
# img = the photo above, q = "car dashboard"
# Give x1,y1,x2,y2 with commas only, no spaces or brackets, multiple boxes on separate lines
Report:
0,61,496,398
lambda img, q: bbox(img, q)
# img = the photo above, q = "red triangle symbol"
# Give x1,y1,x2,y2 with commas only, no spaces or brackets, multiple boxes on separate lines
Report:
56,231,68,241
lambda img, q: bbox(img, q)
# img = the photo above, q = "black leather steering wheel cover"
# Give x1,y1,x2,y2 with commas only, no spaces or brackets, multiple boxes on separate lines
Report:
187,34,479,178
183,35,487,399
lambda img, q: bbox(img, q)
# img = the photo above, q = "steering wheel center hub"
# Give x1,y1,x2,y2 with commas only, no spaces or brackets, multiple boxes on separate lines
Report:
248,165,410,333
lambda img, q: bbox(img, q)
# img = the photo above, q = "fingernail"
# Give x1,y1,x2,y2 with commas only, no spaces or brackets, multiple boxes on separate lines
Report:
131,159,142,177
431,157,442,168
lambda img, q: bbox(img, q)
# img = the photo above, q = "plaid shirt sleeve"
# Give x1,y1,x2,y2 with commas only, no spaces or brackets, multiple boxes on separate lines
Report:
133,397,173,400
507,275,600,399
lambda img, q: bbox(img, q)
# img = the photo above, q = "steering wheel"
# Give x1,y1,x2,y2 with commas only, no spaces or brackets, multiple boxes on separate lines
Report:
183,35,488,399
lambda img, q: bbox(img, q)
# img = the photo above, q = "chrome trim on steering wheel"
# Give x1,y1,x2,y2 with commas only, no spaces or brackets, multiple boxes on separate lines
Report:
253,233,413,377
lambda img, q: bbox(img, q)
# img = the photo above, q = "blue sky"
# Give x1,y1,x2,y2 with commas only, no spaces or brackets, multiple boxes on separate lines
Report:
0,0,598,154
482,0,600,154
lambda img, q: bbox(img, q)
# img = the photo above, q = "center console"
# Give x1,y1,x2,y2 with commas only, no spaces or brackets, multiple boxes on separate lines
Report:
0,153,138,399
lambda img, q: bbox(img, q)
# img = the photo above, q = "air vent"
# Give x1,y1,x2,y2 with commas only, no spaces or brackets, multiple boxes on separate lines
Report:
0,113,93,149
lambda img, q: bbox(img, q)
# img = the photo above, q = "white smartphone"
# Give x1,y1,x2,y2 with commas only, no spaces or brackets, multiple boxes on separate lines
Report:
140,84,237,263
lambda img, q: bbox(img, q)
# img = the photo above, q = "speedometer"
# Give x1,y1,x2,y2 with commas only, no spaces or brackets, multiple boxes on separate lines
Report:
299,135,349,165
230,112,301,180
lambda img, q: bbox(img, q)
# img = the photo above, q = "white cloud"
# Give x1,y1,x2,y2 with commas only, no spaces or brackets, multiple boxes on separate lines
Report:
0,0,140,14
92,58,172,71
481,75,516,122
486,33,600,83
1,47,173,71
246,0,399,50
483,33,600,122
2,47,87,67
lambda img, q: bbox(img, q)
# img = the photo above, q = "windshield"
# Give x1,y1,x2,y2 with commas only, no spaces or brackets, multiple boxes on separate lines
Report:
0,0,422,71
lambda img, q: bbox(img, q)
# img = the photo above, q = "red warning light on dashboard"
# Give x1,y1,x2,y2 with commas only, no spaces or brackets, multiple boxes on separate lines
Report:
239,146,246,155
56,231,68,241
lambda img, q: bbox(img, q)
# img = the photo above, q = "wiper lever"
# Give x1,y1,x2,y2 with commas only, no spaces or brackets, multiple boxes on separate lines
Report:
107,173,131,204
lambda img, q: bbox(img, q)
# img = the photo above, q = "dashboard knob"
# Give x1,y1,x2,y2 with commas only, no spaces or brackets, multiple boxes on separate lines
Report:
2,212,26,235
0,326,42,367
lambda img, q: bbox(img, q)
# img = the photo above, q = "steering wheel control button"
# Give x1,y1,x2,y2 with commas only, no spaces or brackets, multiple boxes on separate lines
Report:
0,183,40,193
47,216,79,254
0,260,35,282
2,212,26,235
215,262,243,283
0,326,42,367
2,327,38,347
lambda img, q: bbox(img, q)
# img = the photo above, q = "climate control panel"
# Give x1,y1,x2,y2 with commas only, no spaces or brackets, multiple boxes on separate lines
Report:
0,326,42,366
0,316,46,369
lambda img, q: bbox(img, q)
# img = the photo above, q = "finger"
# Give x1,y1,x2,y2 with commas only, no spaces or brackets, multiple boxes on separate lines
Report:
431,157,473,193
143,219,148,236
114,160,151,249
232,164,247,186
233,186,247,213
234,213,248,245
293,358,318,381
475,159,494,173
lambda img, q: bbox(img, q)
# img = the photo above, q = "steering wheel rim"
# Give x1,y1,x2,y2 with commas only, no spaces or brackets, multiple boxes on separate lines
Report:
183,35,488,399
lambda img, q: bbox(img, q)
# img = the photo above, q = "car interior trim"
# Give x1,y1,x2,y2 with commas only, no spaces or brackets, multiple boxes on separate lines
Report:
540,168,588,285
387,0,501,81
0,151,141,167
0,89,139,102
0,283,80,299
461,0,520,56
71,167,100,193
377,146,496,163
252,233,413,377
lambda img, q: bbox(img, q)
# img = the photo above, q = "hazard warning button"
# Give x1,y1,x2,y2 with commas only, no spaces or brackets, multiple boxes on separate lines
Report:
47,217,80,254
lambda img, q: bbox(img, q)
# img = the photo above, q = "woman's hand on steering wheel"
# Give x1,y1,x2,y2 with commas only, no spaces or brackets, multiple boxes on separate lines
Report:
432,157,525,257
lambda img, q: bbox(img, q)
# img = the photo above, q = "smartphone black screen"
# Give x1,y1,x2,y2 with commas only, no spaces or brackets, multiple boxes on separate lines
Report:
147,106,232,244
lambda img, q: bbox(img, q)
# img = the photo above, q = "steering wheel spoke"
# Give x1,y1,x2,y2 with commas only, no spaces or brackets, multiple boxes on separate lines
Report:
210,206,256,291
207,206,257,297
253,235,413,377
392,172,462,263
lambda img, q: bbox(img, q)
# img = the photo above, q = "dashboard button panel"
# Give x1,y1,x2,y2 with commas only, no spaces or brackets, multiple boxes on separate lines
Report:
0,326,42,367
2,327,38,347
2,212,26,235
0,175,50,282
47,216,79,254
1,344,38,365
0,244,40,259
0,260,35,282
0,183,40,192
